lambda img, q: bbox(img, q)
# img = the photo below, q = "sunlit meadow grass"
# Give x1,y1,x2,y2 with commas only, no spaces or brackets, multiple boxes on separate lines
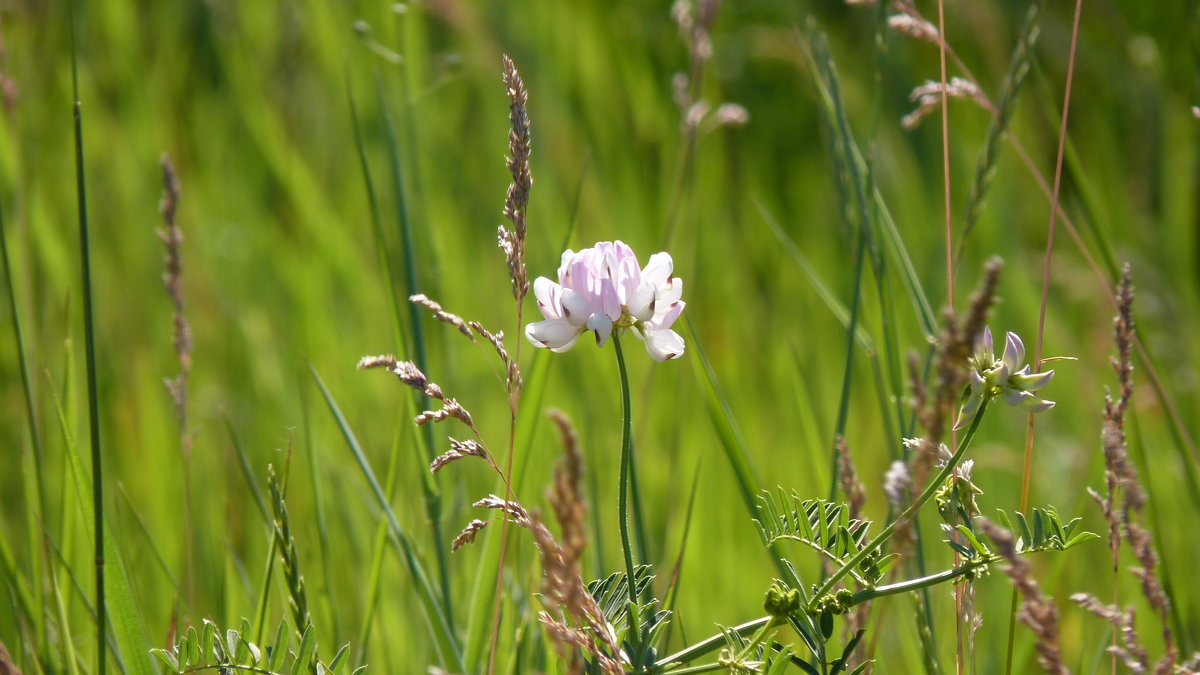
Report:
0,1,1197,673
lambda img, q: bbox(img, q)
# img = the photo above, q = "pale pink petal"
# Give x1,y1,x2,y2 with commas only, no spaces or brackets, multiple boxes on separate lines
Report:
532,277,563,320
643,328,685,361
655,277,683,308
525,319,581,352
629,282,657,322
587,313,613,347
617,256,641,305
599,278,622,320
652,299,685,330
559,287,591,327
640,252,673,287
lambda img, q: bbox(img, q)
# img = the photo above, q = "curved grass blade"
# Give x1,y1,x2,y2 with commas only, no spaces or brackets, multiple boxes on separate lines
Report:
308,362,463,672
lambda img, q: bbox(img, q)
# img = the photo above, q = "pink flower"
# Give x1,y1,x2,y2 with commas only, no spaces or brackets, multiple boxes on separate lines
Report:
525,241,686,361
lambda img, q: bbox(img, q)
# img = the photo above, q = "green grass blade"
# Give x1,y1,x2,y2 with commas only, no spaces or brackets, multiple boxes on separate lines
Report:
224,414,270,526
50,369,156,675
685,318,803,593
308,362,463,672
374,73,452,627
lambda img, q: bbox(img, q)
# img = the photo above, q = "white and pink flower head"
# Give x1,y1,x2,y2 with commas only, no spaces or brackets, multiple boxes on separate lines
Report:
524,240,685,361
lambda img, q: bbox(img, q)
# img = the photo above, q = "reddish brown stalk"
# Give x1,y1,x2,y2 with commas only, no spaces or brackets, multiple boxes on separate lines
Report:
1024,0,1084,502
932,2,965,667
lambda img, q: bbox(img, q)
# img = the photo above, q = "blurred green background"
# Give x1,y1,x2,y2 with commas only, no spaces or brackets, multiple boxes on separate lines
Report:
1,0,1197,672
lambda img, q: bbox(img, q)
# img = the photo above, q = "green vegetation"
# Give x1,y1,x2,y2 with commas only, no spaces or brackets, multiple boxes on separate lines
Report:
0,0,1196,672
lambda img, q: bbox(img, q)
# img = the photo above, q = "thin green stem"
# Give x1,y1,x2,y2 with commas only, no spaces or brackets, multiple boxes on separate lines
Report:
811,399,989,607
657,617,770,669
848,557,995,606
69,3,105,671
614,334,638,610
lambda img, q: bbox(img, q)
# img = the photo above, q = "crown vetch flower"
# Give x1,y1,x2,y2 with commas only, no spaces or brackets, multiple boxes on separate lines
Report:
954,327,1055,429
525,240,685,361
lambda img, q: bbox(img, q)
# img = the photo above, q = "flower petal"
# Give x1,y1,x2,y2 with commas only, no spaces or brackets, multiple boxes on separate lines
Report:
976,326,994,362
969,368,984,395
1010,367,1054,392
532,277,563,320
1003,332,1025,372
640,252,674,287
525,319,581,352
655,276,683,310
560,287,591,327
652,299,685,330
587,313,613,347
629,282,657,322
1002,387,1035,408
1021,396,1055,413
643,328,685,361
599,278,622,320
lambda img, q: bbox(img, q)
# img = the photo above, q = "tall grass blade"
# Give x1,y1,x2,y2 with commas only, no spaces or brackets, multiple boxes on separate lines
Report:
224,414,270,526
68,0,111,667
52,368,156,675
1,178,50,665
308,362,463,672
374,74,452,624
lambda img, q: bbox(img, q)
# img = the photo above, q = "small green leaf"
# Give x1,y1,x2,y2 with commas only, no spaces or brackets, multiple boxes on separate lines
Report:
152,648,179,671
1015,512,1032,551
270,619,289,671
1064,531,1101,549
328,644,350,673
185,626,201,667
201,619,217,665
820,609,834,640
1033,509,1046,548
292,624,316,675
955,524,987,556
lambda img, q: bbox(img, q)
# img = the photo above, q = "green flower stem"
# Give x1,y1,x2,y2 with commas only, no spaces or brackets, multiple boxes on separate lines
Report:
613,334,640,638
659,556,995,671
657,617,771,669
810,399,990,608
663,662,733,675
847,556,996,606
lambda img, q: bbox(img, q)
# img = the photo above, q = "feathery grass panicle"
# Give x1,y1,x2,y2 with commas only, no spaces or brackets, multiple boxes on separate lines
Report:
901,77,985,131
410,293,472,339
159,155,191,427
835,434,866,521
1085,266,1179,672
978,519,1067,674
415,398,474,429
451,520,489,553
429,438,488,474
158,154,196,607
470,320,522,393
888,12,938,44
357,355,445,400
547,411,587,574
1071,595,1150,672
499,54,531,303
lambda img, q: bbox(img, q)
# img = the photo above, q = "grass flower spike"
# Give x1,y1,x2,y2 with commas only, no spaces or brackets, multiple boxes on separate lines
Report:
955,327,1055,429
525,240,686,360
